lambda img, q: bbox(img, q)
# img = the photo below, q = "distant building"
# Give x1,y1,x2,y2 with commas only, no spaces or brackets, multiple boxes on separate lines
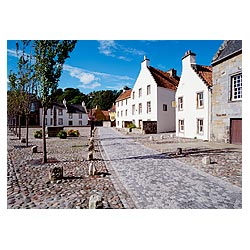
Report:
108,103,116,122
88,105,110,126
39,99,88,126
175,50,212,140
211,40,242,144
116,56,179,133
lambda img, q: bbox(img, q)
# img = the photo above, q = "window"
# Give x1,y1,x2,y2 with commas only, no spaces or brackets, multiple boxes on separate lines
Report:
178,120,184,132
147,85,151,95
132,91,135,99
50,118,53,126
125,109,128,116
163,104,168,111
117,111,119,117
126,99,128,105
147,101,151,113
117,102,119,107
58,109,63,115
30,103,35,112
197,119,204,134
68,120,73,126
79,113,82,119
79,120,82,126
197,92,204,108
121,100,123,106
58,118,63,125
121,111,123,117
117,121,119,126
178,97,183,111
139,88,142,97
69,113,73,119
231,74,242,101
132,105,135,115
138,103,142,114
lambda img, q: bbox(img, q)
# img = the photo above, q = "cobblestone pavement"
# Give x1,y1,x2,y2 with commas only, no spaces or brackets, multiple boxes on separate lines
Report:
117,128,242,187
99,127,242,209
7,127,124,209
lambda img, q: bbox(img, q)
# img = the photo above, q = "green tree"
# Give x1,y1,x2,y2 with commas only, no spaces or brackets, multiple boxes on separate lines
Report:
34,40,77,163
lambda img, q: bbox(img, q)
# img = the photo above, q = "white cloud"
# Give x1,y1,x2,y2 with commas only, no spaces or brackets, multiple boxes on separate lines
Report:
98,40,116,56
64,64,134,90
97,40,145,61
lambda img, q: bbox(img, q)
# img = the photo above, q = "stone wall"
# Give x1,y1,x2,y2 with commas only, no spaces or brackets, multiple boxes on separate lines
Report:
211,54,242,143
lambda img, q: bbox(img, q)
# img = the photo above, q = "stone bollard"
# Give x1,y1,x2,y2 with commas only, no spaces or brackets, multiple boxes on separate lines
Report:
176,147,182,156
89,193,103,209
31,145,38,153
88,143,94,151
88,162,96,176
87,151,94,161
21,138,26,143
160,135,164,140
49,167,63,183
202,156,211,165
149,136,154,141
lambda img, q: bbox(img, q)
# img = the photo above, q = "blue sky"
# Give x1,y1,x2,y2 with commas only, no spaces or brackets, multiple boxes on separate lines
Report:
7,40,223,94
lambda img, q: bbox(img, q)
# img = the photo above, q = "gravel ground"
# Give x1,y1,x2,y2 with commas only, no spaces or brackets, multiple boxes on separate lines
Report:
7,127,124,209
116,128,242,187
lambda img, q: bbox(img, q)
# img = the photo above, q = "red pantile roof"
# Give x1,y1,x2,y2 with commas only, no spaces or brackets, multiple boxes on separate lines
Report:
116,89,132,101
148,66,179,91
192,65,212,87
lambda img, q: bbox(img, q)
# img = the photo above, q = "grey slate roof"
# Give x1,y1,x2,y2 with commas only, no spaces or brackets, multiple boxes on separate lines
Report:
211,40,242,65
53,103,87,113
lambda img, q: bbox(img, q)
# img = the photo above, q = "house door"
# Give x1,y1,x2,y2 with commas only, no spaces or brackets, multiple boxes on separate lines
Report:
230,118,242,144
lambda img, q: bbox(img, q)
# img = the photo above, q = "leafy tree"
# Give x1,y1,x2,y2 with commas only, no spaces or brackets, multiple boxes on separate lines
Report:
15,40,35,147
34,40,77,163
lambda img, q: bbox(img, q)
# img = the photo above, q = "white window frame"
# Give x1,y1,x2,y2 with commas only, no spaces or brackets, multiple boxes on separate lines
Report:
197,119,204,135
163,104,167,111
132,105,135,115
58,118,63,125
69,113,73,119
138,103,142,114
147,101,151,113
79,120,82,126
139,88,142,98
58,109,63,116
178,119,184,133
147,85,151,95
178,97,183,111
231,74,242,101
197,91,204,109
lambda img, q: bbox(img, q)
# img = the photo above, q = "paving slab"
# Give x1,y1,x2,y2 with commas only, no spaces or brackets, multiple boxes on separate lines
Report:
98,127,242,209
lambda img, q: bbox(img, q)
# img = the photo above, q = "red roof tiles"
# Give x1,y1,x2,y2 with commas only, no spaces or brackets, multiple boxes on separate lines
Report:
192,65,212,87
148,66,179,91
116,89,132,101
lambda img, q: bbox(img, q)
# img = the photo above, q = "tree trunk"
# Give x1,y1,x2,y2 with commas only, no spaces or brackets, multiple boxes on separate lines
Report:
18,114,21,140
25,114,29,148
15,115,18,136
42,106,47,163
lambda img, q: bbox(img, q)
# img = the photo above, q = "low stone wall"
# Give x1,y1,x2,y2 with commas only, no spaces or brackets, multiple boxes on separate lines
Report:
142,121,157,134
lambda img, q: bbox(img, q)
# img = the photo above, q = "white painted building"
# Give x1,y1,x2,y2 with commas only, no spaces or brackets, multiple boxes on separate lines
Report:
39,100,88,127
175,50,212,140
116,56,179,133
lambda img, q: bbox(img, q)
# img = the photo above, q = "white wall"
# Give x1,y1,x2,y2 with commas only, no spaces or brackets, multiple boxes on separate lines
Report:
157,87,176,133
39,108,88,127
176,54,210,140
116,97,131,128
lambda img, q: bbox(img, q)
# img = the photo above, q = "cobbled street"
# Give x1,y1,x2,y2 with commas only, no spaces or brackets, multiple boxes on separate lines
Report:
99,127,242,209
7,126,242,209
